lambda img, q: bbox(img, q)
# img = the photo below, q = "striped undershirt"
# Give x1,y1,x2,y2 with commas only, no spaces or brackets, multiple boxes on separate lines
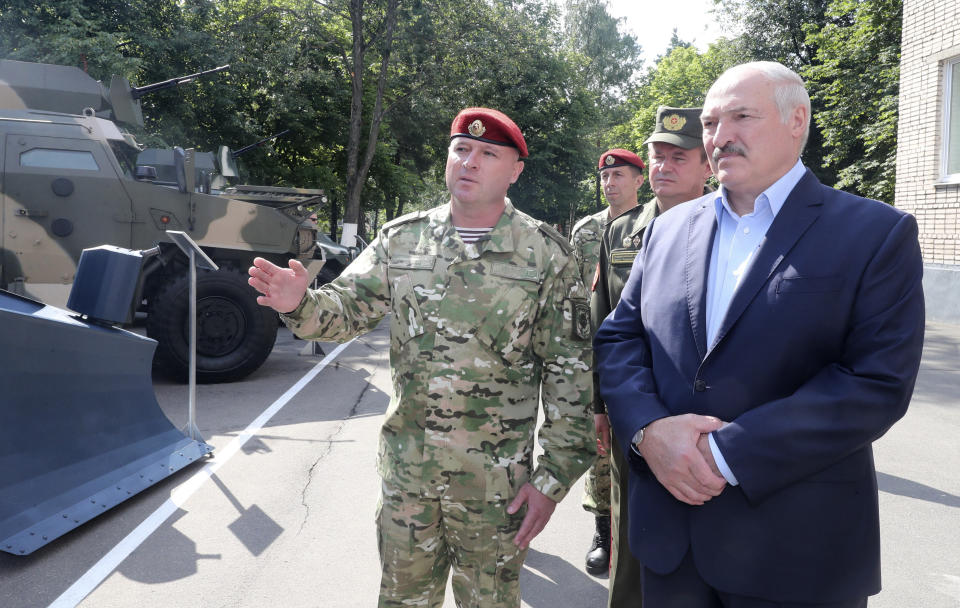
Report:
455,226,493,244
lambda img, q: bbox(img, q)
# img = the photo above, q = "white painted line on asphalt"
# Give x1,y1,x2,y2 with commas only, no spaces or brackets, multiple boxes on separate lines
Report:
48,339,355,608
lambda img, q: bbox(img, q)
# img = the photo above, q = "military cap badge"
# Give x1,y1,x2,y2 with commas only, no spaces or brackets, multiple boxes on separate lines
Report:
605,155,616,166
663,114,686,131
468,120,486,137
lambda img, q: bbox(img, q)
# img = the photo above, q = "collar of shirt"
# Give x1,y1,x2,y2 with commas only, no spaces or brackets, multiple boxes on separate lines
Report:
437,198,516,258
710,158,807,224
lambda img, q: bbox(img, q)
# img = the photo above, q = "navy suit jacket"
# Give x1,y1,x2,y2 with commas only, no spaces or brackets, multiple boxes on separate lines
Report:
594,170,925,603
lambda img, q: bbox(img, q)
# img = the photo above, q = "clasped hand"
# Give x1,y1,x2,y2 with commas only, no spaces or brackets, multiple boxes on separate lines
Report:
638,414,728,505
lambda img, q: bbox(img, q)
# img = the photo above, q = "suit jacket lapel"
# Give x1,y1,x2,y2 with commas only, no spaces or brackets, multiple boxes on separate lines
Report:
686,199,716,361
709,170,824,352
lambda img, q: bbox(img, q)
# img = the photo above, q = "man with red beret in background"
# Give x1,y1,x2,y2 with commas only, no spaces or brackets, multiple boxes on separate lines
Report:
248,107,595,607
569,148,645,576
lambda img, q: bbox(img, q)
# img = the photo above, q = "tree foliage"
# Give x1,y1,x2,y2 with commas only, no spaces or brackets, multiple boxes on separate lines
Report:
803,0,901,202
0,0,906,233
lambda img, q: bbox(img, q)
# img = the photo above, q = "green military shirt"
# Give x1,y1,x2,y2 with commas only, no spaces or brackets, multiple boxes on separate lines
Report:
570,209,610,292
590,198,659,414
281,200,595,503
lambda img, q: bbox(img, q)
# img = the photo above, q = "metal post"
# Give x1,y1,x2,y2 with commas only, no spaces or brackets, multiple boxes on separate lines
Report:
165,230,215,444
186,248,201,440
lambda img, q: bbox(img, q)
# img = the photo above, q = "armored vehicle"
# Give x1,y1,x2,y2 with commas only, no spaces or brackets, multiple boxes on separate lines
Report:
0,59,347,382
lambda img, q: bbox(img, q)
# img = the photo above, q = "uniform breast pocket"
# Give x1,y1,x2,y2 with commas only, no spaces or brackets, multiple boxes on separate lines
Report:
474,284,540,366
390,273,425,346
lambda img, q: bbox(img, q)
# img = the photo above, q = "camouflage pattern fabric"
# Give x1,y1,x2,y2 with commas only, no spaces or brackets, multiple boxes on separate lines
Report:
377,481,526,608
569,209,609,292
570,209,613,516
281,199,595,605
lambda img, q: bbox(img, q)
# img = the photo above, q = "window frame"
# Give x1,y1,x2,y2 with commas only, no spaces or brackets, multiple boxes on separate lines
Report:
941,56,960,183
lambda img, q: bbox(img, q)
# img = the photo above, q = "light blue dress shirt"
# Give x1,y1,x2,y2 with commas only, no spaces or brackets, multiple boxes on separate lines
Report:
706,159,807,486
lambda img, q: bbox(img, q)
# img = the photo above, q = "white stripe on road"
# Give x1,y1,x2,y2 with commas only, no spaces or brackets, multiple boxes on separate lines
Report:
48,340,355,608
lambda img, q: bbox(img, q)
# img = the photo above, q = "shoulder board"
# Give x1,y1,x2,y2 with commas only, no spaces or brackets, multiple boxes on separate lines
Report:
537,222,572,254
571,214,594,233
381,209,429,232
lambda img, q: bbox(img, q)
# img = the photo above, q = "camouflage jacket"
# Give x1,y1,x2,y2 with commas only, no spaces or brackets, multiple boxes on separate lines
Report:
569,209,609,292
282,200,595,503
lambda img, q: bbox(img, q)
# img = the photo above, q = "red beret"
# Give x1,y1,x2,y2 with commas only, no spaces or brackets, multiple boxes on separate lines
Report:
450,107,528,159
598,148,645,172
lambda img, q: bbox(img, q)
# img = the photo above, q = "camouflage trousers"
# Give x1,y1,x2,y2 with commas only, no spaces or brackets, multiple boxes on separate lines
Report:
376,481,528,608
581,450,611,515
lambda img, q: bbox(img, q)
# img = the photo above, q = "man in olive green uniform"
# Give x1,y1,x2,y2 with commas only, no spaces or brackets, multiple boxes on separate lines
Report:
248,108,595,608
594,106,712,607
570,149,645,576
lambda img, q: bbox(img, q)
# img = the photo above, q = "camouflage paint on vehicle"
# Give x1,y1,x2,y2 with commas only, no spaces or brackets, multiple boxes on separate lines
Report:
0,59,342,382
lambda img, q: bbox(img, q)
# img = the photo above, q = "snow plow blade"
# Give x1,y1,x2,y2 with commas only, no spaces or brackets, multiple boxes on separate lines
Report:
0,290,212,555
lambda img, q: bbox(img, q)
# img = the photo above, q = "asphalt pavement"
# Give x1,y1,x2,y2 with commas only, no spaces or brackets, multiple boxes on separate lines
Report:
1,320,958,607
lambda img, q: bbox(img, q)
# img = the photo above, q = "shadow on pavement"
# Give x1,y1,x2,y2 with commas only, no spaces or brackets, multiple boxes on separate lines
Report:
521,548,608,607
877,472,960,509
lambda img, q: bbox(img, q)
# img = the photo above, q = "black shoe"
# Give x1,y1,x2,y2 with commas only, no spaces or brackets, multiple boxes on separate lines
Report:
585,514,611,575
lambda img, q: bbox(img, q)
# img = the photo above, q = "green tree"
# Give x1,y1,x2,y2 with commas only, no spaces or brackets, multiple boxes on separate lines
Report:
803,0,901,202
562,0,643,229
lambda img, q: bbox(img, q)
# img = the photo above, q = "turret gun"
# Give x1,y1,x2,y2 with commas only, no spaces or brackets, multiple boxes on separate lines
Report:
218,129,290,179
110,64,230,127
130,65,230,99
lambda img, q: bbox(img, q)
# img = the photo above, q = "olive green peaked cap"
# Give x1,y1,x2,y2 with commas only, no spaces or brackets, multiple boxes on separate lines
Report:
643,106,703,150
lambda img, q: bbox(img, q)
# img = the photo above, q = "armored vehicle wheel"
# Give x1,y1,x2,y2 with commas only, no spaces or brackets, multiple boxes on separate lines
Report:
147,265,278,383
316,265,339,285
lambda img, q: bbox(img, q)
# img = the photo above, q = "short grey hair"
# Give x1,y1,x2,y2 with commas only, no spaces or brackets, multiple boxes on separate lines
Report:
712,61,811,153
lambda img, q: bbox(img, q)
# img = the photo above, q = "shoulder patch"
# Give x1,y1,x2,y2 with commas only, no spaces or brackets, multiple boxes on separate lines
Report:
537,222,572,255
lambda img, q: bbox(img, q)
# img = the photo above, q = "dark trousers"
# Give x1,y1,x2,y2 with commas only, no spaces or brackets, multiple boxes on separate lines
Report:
641,549,869,608
609,429,645,607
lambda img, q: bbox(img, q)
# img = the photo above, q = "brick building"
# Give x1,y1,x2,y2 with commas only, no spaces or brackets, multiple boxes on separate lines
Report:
896,0,960,323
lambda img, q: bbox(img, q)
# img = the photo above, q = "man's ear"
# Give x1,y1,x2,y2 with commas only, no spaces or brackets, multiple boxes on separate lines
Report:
510,160,525,184
790,104,808,140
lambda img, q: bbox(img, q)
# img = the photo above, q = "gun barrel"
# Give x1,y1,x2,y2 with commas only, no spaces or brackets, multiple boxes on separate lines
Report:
131,64,230,99
232,129,291,158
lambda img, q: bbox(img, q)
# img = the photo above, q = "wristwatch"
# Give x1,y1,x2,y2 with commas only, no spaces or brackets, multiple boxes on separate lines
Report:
632,426,645,447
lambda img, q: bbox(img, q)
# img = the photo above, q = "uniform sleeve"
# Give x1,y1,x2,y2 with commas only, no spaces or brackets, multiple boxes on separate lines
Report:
590,230,613,414
280,233,391,342
528,250,597,502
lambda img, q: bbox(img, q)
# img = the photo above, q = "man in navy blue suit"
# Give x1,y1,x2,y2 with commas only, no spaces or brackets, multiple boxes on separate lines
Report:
594,61,925,607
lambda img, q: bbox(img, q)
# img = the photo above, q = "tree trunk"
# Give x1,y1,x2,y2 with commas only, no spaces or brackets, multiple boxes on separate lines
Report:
341,0,399,247
329,196,339,242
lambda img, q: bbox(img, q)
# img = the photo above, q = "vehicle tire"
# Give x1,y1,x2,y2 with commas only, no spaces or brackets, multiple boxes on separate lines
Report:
146,264,278,383
315,265,339,286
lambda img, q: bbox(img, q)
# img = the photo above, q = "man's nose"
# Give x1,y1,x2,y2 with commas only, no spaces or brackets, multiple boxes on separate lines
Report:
709,120,734,151
462,149,480,168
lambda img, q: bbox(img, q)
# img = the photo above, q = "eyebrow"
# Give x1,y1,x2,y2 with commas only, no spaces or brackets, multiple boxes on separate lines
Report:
704,104,760,117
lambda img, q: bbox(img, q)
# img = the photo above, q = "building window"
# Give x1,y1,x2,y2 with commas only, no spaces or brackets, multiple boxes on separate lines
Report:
20,148,99,171
943,57,960,182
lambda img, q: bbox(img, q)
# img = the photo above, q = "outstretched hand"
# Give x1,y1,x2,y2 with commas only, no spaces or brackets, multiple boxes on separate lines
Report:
507,483,557,549
247,257,310,314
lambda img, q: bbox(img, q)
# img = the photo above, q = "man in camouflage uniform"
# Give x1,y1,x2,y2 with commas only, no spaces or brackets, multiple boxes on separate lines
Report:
570,149,645,576
248,107,595,608
593,106,711,607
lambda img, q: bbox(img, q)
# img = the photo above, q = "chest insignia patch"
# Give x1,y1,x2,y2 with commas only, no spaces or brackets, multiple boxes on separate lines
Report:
610,249,639,266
